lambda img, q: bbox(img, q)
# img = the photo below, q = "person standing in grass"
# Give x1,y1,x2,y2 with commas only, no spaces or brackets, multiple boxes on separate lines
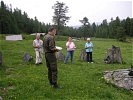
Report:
85,38,94,63
33,33,43,65
43,27,60,89
64,37,76,64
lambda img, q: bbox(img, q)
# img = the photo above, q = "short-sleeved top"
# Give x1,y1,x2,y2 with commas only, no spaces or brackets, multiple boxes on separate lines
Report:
43,34,56,53
66,42,75,51
85,42,93,52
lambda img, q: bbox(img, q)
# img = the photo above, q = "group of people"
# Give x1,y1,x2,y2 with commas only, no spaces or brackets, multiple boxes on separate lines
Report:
33,27,94,89
64,37,94,64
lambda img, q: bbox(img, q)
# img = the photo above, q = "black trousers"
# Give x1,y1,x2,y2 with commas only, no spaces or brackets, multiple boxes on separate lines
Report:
86,52,92,62
45,53,57,85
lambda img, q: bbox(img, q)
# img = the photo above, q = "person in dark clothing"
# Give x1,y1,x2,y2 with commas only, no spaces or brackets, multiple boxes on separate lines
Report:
43,27,60,88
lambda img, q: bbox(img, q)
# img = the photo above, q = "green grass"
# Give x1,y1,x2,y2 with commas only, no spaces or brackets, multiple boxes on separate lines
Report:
0,35,133,100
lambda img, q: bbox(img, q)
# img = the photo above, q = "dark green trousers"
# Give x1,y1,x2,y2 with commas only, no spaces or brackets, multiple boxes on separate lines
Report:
45,53,57,85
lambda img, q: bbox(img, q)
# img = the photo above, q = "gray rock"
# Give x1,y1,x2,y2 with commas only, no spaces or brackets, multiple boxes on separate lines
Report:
55,51,65,61
23,53,33,62
80,49,87,61
104,69,133,90
0,96,2,100
104,45,122,64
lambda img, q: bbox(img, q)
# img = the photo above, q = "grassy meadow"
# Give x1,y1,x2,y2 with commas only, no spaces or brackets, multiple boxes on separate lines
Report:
0,35,133,100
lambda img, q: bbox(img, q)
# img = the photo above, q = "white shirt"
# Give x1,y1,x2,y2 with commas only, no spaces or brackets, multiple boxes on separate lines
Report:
33,39,43,51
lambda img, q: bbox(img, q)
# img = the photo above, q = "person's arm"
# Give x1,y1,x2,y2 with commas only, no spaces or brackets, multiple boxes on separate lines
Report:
40,40,43,47
85,43,88,49
91,42,93,48
72,42,76,48
49,38,59,52
66,42,70,48
33,40,38,48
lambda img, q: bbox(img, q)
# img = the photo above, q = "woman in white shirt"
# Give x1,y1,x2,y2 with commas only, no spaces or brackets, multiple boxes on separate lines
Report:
64,37,76,64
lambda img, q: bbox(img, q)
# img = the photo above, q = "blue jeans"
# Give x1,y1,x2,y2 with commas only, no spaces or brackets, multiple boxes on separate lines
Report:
64,51,74,63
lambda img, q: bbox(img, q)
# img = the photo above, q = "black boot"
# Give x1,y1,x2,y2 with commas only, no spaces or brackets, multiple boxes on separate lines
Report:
52,83,61,89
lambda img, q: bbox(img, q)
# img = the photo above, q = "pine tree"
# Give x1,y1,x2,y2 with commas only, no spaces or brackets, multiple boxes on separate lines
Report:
52,1,70,34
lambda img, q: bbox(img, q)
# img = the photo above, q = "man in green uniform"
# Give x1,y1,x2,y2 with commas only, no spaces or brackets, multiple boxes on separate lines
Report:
43,27,59,88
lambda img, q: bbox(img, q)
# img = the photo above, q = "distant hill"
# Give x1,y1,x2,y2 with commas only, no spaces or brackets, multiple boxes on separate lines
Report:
71,25,81,29
70,22,102,29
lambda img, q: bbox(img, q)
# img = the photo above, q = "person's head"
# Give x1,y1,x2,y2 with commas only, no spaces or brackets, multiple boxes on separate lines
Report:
36,33,40,40
48,27,56,36
87,38,91,42
68,37,72,42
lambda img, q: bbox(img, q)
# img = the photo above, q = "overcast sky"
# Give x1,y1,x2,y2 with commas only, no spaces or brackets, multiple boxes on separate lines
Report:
3,0,132,26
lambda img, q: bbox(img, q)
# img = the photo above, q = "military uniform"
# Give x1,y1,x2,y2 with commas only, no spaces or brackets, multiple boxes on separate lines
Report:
43,34,58,86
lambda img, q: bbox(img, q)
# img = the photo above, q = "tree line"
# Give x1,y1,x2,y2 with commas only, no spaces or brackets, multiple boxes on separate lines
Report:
0,1,51,34
78,16,133,41
0,1,133,41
